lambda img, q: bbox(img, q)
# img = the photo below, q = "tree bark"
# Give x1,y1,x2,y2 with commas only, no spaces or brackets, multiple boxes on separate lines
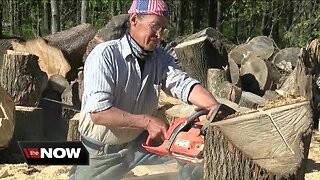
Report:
0,86,14,149
0,50,47,106
204,100,312,179
207,68,241,103
175,37,215,87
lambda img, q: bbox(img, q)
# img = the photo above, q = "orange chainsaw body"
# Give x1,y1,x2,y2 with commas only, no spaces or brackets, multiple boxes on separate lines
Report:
142,116,205,163
142,104,236,164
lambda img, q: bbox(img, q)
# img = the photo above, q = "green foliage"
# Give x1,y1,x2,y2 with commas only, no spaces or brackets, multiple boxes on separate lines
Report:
1,0,319,49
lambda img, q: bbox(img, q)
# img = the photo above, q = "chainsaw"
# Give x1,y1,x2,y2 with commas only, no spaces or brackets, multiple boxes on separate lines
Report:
142,104,236,164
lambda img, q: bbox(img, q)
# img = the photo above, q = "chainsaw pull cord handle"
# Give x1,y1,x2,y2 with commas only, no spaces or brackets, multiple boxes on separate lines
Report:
164,107,217,151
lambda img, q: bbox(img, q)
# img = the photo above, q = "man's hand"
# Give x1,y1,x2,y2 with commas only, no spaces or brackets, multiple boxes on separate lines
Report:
143,115,168,141
194,103,221,120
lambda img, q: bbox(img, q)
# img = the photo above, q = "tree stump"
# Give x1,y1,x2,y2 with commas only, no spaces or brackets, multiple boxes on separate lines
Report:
0,50,47,106
8,106,44,153
14,106,44,141
204,100,312,179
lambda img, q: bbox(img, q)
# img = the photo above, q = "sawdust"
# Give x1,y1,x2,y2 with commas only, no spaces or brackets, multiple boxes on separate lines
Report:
0,131,319,179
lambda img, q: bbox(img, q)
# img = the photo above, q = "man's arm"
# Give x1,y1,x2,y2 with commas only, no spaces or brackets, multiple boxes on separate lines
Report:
187,84,220,119
90,107,168,140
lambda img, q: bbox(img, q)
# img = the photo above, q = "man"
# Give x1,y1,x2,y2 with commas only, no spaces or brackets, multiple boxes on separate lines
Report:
72,0,219,179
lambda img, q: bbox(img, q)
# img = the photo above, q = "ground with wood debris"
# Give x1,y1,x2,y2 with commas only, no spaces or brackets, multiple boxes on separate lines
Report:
0,131,319,180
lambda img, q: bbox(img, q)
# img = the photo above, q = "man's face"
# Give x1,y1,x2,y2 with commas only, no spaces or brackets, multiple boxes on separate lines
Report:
129,14,168,51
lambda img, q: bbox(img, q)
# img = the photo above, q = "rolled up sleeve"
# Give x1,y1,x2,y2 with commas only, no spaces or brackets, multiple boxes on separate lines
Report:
83,46,115,113
161,53,200,104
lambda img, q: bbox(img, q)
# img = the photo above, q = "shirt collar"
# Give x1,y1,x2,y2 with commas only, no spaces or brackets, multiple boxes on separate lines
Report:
120,35,134,60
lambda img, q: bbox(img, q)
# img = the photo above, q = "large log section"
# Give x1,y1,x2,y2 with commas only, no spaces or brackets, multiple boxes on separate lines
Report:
0,50,47,106
204,100,312,179
175,36,228,88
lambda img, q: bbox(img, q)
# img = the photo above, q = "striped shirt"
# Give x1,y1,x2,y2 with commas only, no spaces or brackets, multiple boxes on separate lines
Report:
79,35,199,144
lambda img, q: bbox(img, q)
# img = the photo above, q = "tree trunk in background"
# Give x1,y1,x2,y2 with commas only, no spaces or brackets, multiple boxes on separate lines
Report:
192,0,201,33
261,0,270,35
110,0,115,16
59,0,65,30
216,0,222,32
208,0,216,28
231,12,239,43
0,1,2,37
176,0,185,36
270,1,280,43
81,0,88,24
51,0,60,34
9,0,13,34
43,1,50,35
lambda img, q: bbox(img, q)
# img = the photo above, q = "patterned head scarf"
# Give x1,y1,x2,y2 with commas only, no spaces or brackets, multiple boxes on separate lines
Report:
128,0,169,17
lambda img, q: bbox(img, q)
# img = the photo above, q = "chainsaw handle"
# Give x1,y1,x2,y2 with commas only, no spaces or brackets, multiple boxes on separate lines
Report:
185,109,209,124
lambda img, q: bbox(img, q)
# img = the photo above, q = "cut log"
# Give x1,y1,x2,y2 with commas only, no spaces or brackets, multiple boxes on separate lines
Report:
83,14,129,62
204,100,312,179
240,52,270,95
44,23,96,80
11,37,71,78
175,36,228,87
0,86,15,150
238,91,267,109
229,36,274,65
207,68,241,103
67,113,80,141
227,57,241,86
272,47,301,73
48,74,69,94
0,50,48,106
183,27,221,42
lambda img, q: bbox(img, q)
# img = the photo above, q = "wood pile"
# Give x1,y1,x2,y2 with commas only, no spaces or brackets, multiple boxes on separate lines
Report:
165,30,320,179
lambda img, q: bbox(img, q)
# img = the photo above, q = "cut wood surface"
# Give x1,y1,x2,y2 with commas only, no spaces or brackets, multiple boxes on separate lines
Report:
11,37,71,78
0,50,48,106
205,100,312,179
229,36,274,65
272,47,301,72
44,23,96,79
240,52,269,93
0,86,15,149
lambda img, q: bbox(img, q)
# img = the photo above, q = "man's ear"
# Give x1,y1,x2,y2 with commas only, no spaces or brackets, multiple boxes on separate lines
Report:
129,13,138,26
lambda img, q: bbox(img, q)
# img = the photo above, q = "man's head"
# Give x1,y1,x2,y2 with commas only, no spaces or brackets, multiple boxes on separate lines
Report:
128,0,169,51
